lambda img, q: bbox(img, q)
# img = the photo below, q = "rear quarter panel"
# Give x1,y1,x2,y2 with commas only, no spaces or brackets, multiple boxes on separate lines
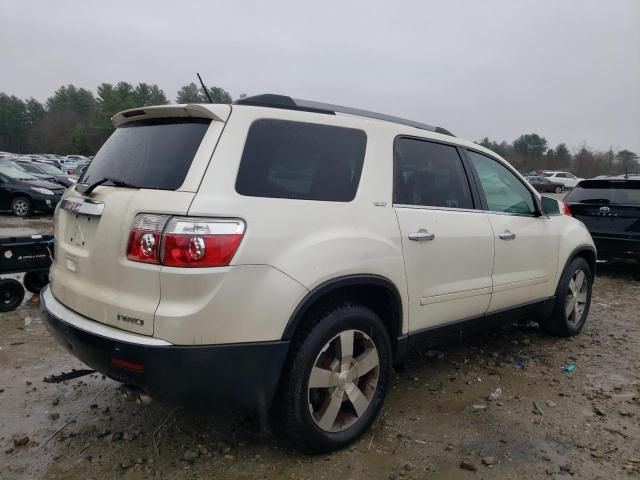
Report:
186,107,410,338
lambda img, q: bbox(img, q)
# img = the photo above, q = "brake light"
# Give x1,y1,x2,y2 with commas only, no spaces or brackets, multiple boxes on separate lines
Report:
562,201,572,216
162,217,245,267
126,214,245,268
126,214,170,264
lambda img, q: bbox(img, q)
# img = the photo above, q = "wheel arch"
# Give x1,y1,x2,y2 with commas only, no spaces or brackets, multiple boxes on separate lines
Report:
281,275,403,350
559,245,597,289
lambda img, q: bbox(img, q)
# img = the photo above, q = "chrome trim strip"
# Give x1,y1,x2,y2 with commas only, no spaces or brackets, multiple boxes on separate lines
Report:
60,197,104,216
41,286,172,347
393,203,539,218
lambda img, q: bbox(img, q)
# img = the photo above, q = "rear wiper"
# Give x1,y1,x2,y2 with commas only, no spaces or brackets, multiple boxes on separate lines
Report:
77,177,139,196
579,199,610,204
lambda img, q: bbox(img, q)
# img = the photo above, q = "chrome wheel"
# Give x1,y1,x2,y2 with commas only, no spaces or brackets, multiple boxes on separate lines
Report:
565,269,588,325
308,329,379,432
12,198,29,216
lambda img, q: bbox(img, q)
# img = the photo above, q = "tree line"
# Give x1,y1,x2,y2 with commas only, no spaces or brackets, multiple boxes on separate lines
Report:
478,134,639,178
0,82,237,156
0,82,638,178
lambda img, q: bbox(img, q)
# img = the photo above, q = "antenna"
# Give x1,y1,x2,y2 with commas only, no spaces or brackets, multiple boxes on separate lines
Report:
196,73,213,103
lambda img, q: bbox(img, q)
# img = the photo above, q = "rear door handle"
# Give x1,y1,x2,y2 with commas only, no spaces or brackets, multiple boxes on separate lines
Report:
498,230,516,240
408,230,435,242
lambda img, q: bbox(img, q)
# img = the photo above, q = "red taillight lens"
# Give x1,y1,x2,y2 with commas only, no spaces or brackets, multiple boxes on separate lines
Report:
126,214,170,264
161,217,245,267
562,201,572,216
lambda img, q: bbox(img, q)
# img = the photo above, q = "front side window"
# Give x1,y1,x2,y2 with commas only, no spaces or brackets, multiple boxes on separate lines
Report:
236,119,367,202
393,138,473,209
467,150,535,215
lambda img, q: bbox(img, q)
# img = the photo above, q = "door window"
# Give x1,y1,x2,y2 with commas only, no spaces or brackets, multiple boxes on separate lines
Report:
467,150,535,215
394,138,473,209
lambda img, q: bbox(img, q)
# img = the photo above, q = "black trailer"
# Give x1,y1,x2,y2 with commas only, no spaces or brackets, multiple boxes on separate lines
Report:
0,234,54,312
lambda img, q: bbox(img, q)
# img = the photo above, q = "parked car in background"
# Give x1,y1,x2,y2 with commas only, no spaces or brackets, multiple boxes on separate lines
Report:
526,176,565,193
57,159,79,175
15,160,77,187
42,95,596,453
541,171,583,189
0,165,65,216
565,176,640,260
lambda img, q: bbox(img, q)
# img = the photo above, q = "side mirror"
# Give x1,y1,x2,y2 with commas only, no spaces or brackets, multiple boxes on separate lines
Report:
541,196,561,216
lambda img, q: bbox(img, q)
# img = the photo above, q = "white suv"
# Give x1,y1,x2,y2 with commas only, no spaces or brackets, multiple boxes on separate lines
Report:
42,95,596,453
541,170,583,188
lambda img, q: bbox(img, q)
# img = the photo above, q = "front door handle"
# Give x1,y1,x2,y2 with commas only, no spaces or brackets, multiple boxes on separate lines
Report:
498,230,516,240
408,230,435,242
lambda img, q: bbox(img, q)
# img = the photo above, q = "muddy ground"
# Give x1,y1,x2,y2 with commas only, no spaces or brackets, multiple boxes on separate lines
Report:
1,212,639,480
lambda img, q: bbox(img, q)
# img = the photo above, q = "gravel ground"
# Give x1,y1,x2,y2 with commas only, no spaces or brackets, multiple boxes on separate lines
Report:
1,211,639,480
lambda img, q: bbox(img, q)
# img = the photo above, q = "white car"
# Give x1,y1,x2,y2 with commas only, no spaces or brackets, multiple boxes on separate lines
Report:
41,95,596,453
541,170,583,188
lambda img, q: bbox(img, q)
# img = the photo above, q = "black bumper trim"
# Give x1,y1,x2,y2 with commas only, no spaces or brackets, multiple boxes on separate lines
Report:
43,303,290,411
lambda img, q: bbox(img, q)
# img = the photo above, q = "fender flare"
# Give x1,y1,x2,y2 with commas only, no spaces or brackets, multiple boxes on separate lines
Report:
281,274,403,341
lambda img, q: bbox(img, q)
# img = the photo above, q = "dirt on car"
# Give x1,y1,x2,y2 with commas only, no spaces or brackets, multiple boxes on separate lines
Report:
1,214,638,479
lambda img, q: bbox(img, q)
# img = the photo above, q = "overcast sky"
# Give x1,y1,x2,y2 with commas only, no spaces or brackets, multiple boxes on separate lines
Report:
1,0,639,153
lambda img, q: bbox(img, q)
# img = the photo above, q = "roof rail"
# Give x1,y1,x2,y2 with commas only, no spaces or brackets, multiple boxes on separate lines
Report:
234,94,455,136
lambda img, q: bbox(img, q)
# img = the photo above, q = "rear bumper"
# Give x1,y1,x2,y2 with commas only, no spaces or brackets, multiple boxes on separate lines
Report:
41,286,290,411
592,235,640,259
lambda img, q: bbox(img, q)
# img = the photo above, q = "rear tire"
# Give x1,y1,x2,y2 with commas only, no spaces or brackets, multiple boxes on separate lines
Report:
554,185,563,194
279,303,391,453
11,196,32,217
541,257,592,337
0,278,26,312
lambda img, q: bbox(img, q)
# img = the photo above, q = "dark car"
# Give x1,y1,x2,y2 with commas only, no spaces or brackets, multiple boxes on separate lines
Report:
15,160,77,187
526,176,565,193
0,166,65,216
565,176,640,259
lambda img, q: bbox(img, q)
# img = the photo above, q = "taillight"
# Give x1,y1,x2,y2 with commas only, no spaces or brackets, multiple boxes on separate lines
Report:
127,214,170,264
562,201,572,216
162,217,245,267
126,214,245,268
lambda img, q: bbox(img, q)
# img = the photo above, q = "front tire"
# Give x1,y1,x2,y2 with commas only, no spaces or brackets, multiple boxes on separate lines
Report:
11,196,32,217
541,257,592,337
554,185,563,194
279,303,392,453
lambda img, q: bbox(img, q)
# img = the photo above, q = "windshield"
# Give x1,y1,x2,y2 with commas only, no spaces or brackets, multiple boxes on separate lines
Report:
0,166,38,180
566,182,640,205
540,172,554,177
81,117,211,190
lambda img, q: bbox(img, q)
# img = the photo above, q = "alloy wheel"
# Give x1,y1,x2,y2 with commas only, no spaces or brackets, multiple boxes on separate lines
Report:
307,329,379,432
565,269,588,325
12,199,29,216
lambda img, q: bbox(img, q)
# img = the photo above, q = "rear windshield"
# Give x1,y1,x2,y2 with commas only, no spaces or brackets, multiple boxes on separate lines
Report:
566,181,640,205
81,118,211,190
235,119,367,202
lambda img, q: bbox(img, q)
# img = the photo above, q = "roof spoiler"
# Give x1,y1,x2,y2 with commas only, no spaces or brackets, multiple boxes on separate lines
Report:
112,104,230,128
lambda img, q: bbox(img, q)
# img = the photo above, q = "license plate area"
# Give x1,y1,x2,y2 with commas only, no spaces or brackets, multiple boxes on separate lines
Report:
65,213,98,249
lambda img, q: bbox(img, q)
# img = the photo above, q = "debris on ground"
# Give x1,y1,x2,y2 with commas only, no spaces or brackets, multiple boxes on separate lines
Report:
562,363,576,372
488,387,502,402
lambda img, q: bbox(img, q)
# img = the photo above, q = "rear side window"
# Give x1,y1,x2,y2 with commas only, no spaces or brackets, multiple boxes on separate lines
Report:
566,182,640,205
393,137,473,209
235,119,367,202
81,118,211,190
